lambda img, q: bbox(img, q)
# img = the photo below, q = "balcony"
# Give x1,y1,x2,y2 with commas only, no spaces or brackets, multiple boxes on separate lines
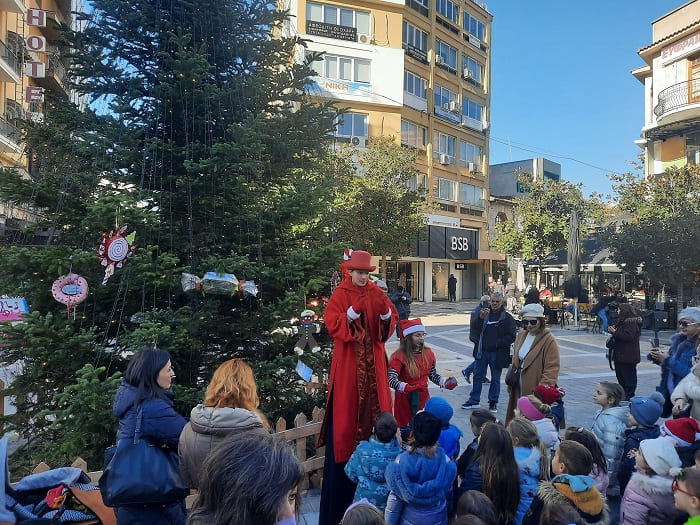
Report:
33,52,69,96
405,0,428,17
0,115,22,155
0,39,20,83
654,79,700,122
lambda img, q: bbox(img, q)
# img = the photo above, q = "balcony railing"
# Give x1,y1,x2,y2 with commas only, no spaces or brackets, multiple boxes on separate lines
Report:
654,79,700,117
0,39,20,77
0,115,20,144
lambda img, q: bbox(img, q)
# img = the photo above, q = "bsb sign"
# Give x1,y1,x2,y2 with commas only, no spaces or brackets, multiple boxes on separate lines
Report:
417,226,478,260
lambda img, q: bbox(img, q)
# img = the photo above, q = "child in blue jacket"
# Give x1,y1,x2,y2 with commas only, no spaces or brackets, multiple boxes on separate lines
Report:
345,411,402,513
424,397,463,461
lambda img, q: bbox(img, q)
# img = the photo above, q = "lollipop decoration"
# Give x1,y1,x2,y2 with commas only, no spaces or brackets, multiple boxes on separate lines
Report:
52,273,89,319
98,226,136,285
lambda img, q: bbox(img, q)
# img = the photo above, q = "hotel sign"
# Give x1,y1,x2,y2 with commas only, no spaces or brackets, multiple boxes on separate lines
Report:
306,21,357,42
661,30,700,65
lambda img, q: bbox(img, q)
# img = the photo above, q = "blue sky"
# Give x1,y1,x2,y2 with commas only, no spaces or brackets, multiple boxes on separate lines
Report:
488,1,686,197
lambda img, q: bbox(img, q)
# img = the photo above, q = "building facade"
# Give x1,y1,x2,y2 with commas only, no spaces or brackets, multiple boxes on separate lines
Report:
284,0,498,301
0,0,72,240
633,0,700,176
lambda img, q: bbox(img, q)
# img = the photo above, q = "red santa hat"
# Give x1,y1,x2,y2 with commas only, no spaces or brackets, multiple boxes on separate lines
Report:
399,318,426,339
661,417,700,447
533,384,564,406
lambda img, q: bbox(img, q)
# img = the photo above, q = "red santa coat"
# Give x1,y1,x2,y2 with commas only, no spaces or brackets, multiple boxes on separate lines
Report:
389,347,436,427
318,278,398,463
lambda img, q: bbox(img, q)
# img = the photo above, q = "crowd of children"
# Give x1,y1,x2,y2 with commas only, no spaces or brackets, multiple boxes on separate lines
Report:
334,314,700,525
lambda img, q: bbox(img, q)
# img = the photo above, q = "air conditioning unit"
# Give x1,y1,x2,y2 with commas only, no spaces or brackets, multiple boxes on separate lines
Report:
468,162,480,173
448,100,459,112
357,33,371,44
482,122,490,131
439,153,450,165
350,135,365,147
463,68,473,79
435,55,444,65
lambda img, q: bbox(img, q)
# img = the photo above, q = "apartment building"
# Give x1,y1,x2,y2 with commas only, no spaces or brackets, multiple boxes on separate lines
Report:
632,0,700,176
0,0,71,240
284,0,498,301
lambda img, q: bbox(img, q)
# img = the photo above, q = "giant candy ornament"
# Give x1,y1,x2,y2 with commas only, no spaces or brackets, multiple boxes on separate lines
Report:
98,226,136,285
52,273,88,319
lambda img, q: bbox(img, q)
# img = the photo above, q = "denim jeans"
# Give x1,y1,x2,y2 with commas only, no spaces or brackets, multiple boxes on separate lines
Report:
467,351,502,404
598,309,609,332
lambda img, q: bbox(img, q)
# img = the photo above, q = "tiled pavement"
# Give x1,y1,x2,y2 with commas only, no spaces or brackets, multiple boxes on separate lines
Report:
300,301,676,525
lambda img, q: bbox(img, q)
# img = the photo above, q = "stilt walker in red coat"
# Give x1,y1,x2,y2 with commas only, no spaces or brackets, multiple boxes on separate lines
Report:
318,250,397,525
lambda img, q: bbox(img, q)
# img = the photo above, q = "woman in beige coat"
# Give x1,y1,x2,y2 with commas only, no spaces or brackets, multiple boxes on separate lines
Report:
506,303,561,424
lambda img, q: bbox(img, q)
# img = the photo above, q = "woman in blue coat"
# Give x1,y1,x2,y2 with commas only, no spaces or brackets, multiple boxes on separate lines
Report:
111,348,187,525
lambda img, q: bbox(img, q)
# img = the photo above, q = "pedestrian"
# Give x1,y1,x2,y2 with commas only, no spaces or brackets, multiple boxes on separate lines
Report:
462,295,491,385
424,397,463,462
461,292,517,413
514,395,559,452
455,491,498,525
673,360,700,419
620,437,684,524
591,381,627,496
650,307,700,417
505,303,560,425
187,432,303,525
341,500,387,525
388,318,457,439
617,392,664,495
507,417,550,525
389,285,412,338
660,417,700,467
672,468,700,524
457,421,521,525
607,303,642,400
563,427,610,495
384,411,457,525
178,358,268,490
455,409,496,478
111,348,187,525
344,412,402,513
448,274,457,302
318,249,398,525
591,294,615,333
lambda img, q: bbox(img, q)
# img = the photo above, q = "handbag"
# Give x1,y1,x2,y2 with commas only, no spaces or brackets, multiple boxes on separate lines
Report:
505,364,521,388
99,405,188,507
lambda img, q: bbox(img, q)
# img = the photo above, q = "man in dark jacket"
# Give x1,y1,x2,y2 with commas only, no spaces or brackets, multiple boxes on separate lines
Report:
462,292,517,412
390,286,412,337
461,295,491,384
448,274,457,302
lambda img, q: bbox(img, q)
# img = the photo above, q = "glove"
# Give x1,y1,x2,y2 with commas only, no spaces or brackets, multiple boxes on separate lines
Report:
404,383,421,393
444,377,458,390
346,305,361,321
380,308,392,321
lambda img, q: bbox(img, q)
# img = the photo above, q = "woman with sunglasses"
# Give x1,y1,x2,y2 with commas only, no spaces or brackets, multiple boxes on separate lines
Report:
505,303,561,425
650,307,700,417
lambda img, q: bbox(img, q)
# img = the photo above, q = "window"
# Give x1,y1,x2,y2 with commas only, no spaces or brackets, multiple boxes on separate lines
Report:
436,0,458,23
463,13,485,40
310,54,371,83
461,55,483,84
4,99,22,121
438,178,457,201
433,131,456,161
459,140,481,167
402,21,428,51
404,71,427,99
401,120,427,149
335,112,368,138
460,183,484,207
306,2,371,34
435,39,457,71
407,174,426,191
434,85,457,109
462,96,483,121
687,131,700,165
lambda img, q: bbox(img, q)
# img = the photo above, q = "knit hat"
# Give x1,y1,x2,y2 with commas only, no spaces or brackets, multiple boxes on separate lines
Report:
534,384,564,405
629,392,664,428
639,437,681,476
345,250,376,272
424,397,453,427
399,318,426,339
517,396,545,421
661,417,700,447
412,411,442,447
520,303,545,319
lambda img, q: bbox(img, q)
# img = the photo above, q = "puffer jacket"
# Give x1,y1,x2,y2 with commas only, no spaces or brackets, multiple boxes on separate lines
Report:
659,333,698,403
344,436,402,512
384,447,457,525
671,362,700,421
618,425,660,495
590,464,609,495
522,474,609,525
112,380,187,525
178,404,266,489
620,472,683,525
591,405,628,484
533,418,559,451
514,446,542,525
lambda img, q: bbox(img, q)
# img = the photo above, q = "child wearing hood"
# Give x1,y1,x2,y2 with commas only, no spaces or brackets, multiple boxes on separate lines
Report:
617,392,664,495
345,412,402,513
620,437,684,524
424,397,463,461
384,411,457,525
515,395,559,452
522,440,609,525
591,381,628,495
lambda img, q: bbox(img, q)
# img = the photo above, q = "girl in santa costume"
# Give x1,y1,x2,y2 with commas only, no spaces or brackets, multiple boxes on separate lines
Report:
388,318,457,439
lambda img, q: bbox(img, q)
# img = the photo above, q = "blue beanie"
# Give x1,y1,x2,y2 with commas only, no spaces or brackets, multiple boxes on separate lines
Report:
629,392,664,427
423,396,453,427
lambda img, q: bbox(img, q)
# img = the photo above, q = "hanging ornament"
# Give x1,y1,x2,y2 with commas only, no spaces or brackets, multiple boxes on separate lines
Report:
97,226,136,285
52,273,89,319
293,309,321,356
330,270,340,294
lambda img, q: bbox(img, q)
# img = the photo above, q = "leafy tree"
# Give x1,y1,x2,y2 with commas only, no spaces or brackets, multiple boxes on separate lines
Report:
492,173,604,278
604,164,700,306
329,136,427,279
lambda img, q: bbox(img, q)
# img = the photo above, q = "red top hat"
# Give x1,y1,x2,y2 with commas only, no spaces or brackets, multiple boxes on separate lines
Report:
345,250,376,272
